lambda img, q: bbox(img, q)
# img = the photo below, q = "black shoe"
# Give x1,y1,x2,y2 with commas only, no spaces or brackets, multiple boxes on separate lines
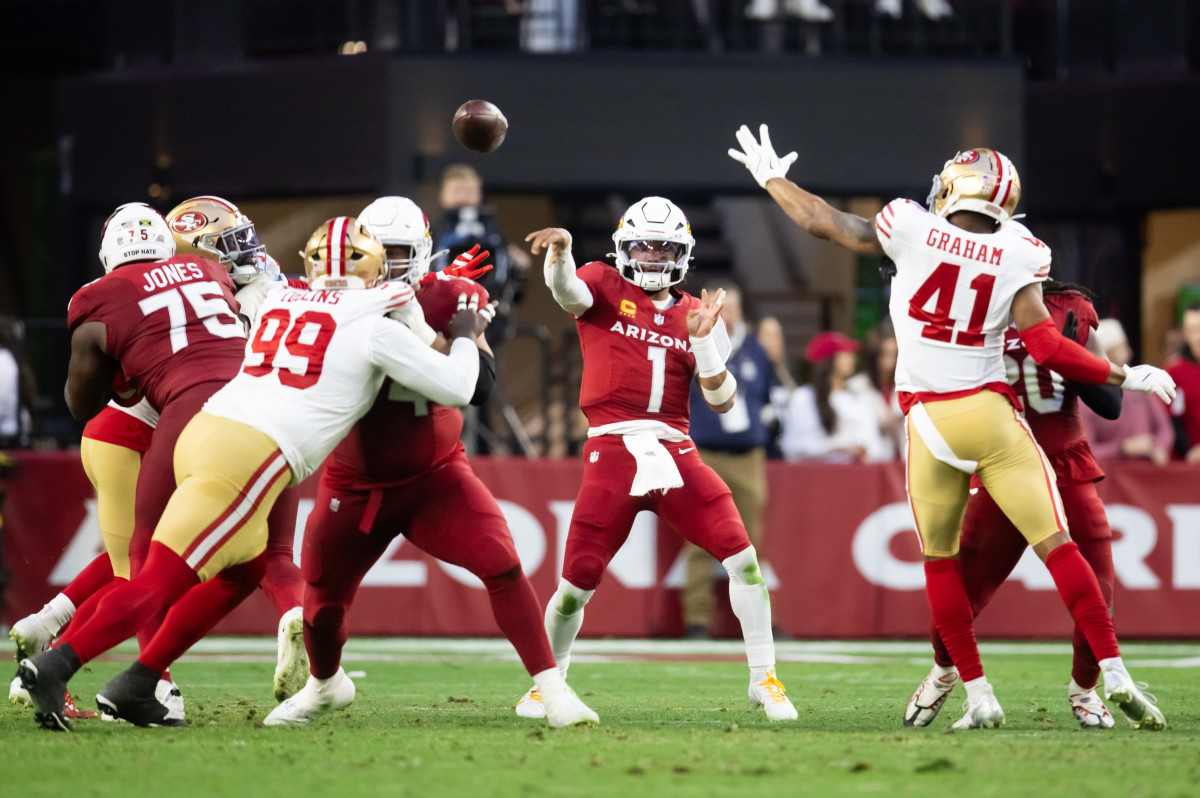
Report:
96,662,186,728
17,645,82,732
685,625,710,640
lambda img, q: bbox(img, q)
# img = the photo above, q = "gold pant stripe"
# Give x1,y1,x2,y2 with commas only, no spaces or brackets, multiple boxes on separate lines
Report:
185,451,291,571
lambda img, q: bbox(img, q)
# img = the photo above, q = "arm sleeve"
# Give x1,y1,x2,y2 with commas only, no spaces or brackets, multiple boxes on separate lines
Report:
470,349,497,406
368,321,480,407
1020,318,1113,384
1075,382,1122,420
544,238,593,316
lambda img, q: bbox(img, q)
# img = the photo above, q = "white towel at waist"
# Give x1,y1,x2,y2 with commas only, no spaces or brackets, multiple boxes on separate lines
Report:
622,432,684,497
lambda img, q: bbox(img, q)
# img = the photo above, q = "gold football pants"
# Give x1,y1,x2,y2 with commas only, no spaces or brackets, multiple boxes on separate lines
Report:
905,390,1066,558
80,437,140,579
154,411,293,581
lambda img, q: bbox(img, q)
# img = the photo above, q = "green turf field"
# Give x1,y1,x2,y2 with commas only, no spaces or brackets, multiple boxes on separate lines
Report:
2,638,1197,798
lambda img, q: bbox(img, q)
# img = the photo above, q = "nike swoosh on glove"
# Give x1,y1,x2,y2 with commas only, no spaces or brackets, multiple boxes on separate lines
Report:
1121,364,1176,404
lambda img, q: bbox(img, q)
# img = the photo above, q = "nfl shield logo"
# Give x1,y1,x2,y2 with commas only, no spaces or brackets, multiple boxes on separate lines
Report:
654,313,665,325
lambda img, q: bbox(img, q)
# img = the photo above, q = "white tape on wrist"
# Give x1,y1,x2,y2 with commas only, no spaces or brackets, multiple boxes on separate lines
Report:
690,334,725,378
702,373,737,405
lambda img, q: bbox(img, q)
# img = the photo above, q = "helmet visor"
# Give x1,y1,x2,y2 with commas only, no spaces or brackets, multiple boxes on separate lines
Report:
217,222,266,266
619,239,685,272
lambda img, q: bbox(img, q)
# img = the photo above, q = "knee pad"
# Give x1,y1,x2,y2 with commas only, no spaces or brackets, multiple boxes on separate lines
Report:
550,579,594,617
721,545,763,586
309,602,347,632
482,565,523,594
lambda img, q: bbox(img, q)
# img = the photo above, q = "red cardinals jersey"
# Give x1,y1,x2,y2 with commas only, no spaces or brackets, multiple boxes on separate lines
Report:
999,290,1104,485
67,256,245,410
574,262,701,434
322,276,490,488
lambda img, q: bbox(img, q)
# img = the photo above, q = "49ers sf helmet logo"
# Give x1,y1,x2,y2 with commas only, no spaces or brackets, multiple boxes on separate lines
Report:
171,212,208,233
952,151,980,165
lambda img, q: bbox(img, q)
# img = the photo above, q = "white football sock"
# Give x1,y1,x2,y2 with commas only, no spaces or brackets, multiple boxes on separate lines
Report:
722,546,775,678
963,676,991,702
532,667,568,696
932,662,958,680
544,579,594,678
41,593,76,632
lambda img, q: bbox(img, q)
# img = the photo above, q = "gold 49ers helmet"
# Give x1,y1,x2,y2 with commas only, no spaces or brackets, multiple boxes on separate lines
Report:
166,195,266,284
303,217,386,290
926,148,1021,224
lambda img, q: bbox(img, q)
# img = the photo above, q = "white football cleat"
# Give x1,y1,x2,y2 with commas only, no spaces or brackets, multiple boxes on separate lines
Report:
539,683,599,728
903,665,959,727
274,606,308,703
155,679,186,723
950,684,1005,730
1102,667,1165,731
515,686,547,719
10,675,32,708
263,668,355,726
749,669,798,721
1068,681,1114,729
9,613,58,660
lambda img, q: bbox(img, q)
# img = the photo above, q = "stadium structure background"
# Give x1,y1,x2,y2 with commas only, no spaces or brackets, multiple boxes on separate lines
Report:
1,0,1198,453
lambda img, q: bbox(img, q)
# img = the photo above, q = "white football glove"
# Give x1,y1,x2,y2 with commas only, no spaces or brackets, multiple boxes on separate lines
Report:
1121,364,1177,404
387,294,437,347
234,272,271,323
728,123,798,189
457,292,497,324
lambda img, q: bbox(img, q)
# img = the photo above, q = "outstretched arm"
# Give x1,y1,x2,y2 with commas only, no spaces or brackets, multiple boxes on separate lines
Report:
1013,282,1176,404
729,124,883,256
526,227,593,316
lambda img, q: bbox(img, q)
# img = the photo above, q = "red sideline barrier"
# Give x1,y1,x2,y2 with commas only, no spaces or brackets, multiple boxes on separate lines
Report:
1,452,1198,638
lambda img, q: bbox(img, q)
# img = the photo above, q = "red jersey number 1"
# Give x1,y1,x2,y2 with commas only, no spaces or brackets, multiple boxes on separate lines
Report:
907,262,995,348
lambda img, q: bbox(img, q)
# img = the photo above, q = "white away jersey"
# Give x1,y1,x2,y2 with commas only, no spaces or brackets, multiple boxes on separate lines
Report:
203,282,479,482
875,199,1051,395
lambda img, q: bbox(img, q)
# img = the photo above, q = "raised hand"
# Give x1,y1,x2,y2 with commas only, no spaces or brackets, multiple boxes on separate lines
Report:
728,124,798,189
524,228,572,258
686,288,727,339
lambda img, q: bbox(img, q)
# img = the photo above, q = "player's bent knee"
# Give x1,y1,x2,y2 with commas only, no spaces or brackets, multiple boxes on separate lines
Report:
481,564,523,593
309,603,348,631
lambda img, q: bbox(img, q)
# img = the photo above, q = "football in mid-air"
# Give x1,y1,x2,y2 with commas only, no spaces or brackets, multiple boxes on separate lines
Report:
452,100,508,153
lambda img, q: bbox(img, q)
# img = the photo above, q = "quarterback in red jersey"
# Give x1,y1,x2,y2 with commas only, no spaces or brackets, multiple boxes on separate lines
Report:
904,282,1127,729
266,196,596,728
514,197,797,722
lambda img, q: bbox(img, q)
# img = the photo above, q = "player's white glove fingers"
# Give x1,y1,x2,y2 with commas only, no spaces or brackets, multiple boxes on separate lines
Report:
457,292,468,311
729,123,798,189
468,294,480,312
1122,364,1177,404
234,272,271,323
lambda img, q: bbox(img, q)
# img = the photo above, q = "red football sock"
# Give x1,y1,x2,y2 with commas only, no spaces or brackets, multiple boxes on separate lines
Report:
1045,542,1120,663
260,550,304,616
57,578,123,640
930,623,955,669
304,597,348,681
58,542,198,664
482,567,556,677
61,553,114,607
139,552,268,674
924,559,983,682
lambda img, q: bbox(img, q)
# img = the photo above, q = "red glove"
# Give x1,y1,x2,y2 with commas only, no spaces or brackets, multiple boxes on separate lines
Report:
424,244,493,284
